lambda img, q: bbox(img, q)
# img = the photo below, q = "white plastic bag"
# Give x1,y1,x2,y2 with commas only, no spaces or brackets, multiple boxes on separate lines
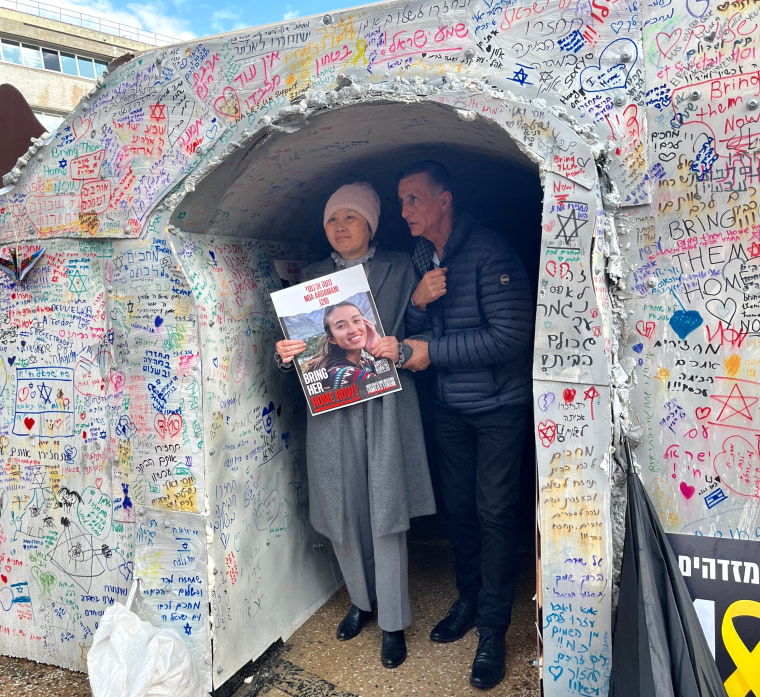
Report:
87,581,205,697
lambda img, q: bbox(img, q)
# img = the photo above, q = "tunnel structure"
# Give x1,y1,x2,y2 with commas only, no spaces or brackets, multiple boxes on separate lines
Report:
0,0,758,695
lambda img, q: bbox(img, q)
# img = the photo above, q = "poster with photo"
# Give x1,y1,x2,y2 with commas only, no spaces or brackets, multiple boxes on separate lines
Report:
271,265,402,416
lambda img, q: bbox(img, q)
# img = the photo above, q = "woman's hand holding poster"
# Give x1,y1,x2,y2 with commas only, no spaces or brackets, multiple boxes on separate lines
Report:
271,266,402,416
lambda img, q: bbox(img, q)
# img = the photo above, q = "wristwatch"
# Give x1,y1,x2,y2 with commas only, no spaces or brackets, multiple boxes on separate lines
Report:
396,341,413,367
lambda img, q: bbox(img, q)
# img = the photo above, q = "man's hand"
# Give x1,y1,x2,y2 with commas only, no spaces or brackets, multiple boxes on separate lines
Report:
372,336,400,363
402,339,431,372
411,268,447,310
275,339,306,363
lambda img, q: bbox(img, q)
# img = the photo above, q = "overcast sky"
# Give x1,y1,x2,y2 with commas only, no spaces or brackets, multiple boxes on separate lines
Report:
50,0,366,43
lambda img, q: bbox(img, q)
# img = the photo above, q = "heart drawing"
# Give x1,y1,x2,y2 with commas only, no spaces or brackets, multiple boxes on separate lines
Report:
724,354,741,376
74,351,113,398
537,393,556,412
655,28,682,58
635,321,655,340
669,310,703,341
72,115,91,142
705,298,736,326
580,38,638,93
538,420,557,448
214,86,241,119
154,413,183,439
545,261,571,278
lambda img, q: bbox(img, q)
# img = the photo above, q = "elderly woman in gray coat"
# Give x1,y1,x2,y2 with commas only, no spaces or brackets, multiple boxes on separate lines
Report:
275,181,435,669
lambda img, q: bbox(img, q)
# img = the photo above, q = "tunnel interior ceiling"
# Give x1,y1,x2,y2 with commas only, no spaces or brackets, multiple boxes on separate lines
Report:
170,101,540,242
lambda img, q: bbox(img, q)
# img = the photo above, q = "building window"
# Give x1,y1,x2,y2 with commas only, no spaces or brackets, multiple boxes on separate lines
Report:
0,38,108,79
77,55,95,78
1,39,22,65
60,52,78,76
42,47,60,72
21,43,43,69
33,111,65,133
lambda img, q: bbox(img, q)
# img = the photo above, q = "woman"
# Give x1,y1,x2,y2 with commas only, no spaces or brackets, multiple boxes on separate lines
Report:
303,301,379,389
275,181,435,669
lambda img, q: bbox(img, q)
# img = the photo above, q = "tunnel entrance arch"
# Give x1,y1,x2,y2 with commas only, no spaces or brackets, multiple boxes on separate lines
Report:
166,92,613,692
169,99,543,249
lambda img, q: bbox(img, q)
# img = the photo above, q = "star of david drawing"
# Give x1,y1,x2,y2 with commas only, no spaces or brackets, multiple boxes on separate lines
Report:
710,383,759,422
510,66,532,85
584,386,600,401
537,420,557,447
555,208,588,247
68,269,88,296
540,71,553,83
149,103,166,121
38,382,52,405
584,385,600,419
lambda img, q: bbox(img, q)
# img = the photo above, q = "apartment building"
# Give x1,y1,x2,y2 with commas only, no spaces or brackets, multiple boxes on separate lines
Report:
0,1,169,131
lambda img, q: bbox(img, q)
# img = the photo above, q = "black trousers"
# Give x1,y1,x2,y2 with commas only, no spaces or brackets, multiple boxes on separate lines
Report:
433,402,530,633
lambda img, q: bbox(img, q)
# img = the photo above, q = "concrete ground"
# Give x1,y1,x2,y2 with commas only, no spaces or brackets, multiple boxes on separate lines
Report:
0,540,539,697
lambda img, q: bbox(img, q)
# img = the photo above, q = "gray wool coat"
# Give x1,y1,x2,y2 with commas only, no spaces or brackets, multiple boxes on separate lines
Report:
300,250,436,545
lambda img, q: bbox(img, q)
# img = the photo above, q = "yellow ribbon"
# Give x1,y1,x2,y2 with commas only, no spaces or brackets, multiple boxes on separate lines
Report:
723,599,760,697
350,39,368,68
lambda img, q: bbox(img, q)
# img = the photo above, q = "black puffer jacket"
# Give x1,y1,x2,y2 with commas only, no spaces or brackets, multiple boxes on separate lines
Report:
406,213,534,414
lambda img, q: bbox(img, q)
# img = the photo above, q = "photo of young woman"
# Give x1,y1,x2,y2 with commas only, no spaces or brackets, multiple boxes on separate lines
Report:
301,298,381,390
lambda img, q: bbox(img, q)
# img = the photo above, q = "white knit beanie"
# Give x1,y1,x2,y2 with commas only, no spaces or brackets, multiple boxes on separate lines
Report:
323,182,381,237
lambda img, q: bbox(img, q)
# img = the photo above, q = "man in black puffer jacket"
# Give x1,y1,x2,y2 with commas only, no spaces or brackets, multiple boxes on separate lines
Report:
399,161,534,691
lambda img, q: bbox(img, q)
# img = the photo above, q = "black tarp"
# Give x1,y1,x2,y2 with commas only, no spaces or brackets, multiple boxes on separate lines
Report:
608,439,727,697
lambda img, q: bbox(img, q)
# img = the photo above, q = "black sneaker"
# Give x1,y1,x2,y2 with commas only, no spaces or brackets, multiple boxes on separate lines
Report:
429,596,477,643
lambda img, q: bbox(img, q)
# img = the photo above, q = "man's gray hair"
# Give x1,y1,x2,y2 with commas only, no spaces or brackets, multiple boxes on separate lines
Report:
398,160,454,196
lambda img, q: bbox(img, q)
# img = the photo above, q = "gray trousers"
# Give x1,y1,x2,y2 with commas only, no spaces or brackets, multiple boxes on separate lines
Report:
330,404,411,632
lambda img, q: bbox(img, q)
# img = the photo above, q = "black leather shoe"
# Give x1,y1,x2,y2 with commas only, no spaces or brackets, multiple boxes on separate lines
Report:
470,630,507,690
430,597,477,643
381,629,406,668
336,605,373,641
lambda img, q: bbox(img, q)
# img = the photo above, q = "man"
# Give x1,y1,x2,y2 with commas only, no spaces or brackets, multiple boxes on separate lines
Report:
399,161,533,690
